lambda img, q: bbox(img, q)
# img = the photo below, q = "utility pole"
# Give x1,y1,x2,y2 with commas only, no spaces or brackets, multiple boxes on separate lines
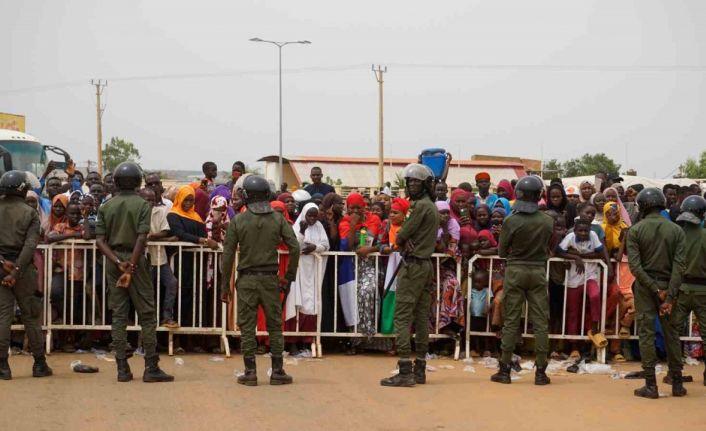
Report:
372,65,387,189
91,80,107,175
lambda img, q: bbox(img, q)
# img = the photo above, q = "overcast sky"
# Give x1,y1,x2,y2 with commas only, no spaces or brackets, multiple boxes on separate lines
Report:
3,0,705,178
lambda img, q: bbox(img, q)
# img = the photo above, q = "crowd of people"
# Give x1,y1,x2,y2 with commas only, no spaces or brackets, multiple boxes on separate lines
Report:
2,158,706,395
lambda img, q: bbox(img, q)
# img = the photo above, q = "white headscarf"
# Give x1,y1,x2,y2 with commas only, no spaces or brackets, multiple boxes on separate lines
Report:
294,202,328,247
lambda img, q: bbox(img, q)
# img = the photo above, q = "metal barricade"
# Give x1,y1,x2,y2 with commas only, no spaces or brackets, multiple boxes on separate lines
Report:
26,240,228,356
605,258,704,343
465,255,609,363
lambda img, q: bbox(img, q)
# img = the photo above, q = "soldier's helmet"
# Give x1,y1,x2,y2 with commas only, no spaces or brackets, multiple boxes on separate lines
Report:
403,163,433,181
403,163,435,199
677,195,706,224
243,175,273,214
636,187,666,213
113,162,143,191
513,175,544,213
0,170,30,198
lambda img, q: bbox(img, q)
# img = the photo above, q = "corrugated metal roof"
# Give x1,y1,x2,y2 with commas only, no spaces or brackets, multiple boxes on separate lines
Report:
288,161,523,189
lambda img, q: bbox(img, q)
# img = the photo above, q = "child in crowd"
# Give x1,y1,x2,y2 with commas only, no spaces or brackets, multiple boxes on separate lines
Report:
602,202,635,361
47,202,88,351
546,210,569,359
140,188,180,329
469,269,494,358
556,218,607,361
379,198,409,338
434,201,464,338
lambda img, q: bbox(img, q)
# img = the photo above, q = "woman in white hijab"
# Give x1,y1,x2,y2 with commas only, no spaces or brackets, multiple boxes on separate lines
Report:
284,202,330,356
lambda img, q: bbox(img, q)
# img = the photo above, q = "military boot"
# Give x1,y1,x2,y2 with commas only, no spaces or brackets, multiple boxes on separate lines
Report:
671,371,687,397
238,356,258,386
413,359,426,384
490,361,512,384
0,357,11,380
270,355,293,385
634,371,659,399
116,357,133,382
380,359,416,387
535,365,551,386
32,355,53,378
143,355,174,383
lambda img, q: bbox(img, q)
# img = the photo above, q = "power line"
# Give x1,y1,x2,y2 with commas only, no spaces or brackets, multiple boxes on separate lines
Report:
2,62,704,95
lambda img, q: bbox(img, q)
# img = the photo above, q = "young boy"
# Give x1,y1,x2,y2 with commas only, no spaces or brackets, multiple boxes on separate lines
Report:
556,218,607,358
139,188,179,329
47,202,87,351
470,269,493,357
201,161,218,195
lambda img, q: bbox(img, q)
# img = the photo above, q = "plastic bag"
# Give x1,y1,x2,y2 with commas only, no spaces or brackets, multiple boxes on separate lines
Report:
462,358,474,365
463,365,476,373
209,356,224,362
174,357,184,366
479,357,499,369
684,356,700,366
426,365,438,372
521,361,535,370
578,361,614,375
234,369,245,378
425,353,440,360
437,365,455,370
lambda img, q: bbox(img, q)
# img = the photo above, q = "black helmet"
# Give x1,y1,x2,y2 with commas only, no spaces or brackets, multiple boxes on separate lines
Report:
677,195,706,224
636,187,666,213
514,175,544,213
403,163,435,200
242,175,273,214
113,162,143,190
0,170,30,197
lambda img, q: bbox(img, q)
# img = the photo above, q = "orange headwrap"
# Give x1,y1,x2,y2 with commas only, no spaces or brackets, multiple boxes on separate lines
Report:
170,185,204,223
475,172,491,182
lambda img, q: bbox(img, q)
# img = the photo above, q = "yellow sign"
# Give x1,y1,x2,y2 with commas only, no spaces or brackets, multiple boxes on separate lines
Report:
0,113,25,132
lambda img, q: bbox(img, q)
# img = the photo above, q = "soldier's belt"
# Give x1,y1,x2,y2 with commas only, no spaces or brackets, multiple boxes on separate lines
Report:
239,270,278,277
683,276,706,286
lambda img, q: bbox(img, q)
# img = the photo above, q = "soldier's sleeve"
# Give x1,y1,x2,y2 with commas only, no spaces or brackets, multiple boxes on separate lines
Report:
497,216,513,258
137,200,151,235
281,216,301,282
626,227,659,293
667,227,686,303
16,211,40,272
95,204,107,237
220,219,239,294
395,200,425,246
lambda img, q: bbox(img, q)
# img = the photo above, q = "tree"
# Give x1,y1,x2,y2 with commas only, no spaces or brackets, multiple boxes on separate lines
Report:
561,153,621,177
680,151,706,179
102,137,141,173
394,172,406,190
541,159,563,180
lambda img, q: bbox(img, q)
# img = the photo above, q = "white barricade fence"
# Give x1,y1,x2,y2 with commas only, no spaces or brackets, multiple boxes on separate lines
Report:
22,241,228,356
11,244,704,361
465,255,609,364
605,258,704,343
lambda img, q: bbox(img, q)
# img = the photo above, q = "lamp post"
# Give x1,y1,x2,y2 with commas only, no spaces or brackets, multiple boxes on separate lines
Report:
250,37,311,186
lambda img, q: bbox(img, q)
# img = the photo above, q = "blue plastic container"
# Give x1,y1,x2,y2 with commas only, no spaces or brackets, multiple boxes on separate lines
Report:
420,148,447,179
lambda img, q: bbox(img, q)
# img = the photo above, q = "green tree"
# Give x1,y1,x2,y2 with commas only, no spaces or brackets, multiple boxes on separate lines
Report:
562,153,621,177
541,159,563,180
102,137,141,173
394,172,406,190
680,151,706,178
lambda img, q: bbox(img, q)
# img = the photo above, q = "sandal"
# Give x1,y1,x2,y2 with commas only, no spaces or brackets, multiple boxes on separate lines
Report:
588,330,608,349
613,353,626,363
569,350,581,361
619,326,631,338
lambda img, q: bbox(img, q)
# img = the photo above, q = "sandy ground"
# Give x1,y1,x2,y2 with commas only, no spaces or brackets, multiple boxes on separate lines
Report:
2,353,706,431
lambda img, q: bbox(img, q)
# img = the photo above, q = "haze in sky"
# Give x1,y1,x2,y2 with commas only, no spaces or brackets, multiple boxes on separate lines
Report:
3,0,705,178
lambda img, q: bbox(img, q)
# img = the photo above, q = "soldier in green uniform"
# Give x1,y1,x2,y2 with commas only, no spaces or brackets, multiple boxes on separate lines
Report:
0,171,53,380
627,187,685,398
220,175,300,386
671,195,706,388
380,164,439,387
491,175,553,386
95,162,173,383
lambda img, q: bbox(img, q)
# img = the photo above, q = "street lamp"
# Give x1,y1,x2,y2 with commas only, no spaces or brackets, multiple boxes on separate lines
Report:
250,37,311,187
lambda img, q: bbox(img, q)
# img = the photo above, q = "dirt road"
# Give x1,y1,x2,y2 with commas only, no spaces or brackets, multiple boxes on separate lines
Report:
2,353,705,431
